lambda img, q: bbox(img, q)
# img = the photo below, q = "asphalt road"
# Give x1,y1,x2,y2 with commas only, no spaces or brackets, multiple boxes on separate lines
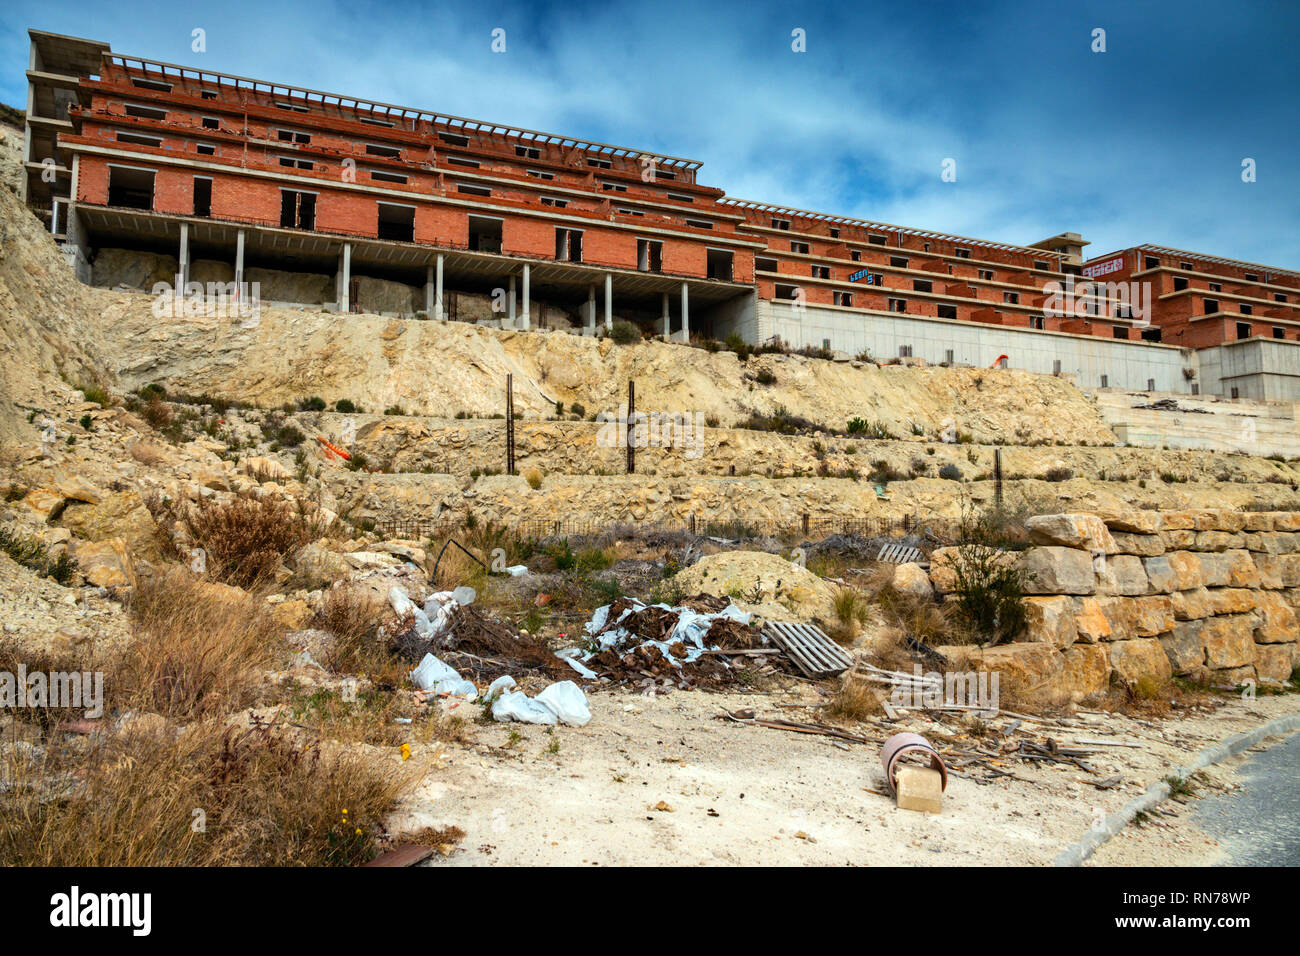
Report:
1190,730,1300,866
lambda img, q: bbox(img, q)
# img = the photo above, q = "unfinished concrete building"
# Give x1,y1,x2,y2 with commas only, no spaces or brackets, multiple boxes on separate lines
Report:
19,28,1300,398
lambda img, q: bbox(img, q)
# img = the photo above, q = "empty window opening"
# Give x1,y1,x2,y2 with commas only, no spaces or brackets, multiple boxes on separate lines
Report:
274,101,309,113
456,183,491,197
1180,262,1194,270
833,291,853,307
555,227,583,263
131,78,172,92
890,256,909,268
1100,375,1109,387
790,240,809,254
811,265,830,279
850,250,861,261
526,169,554,180
1273,327,1286,339
888,298,907,313
438,132,470,147
364,143,401,159
359,117,395,127
468,216,502,253
277,129,310,144
1144,256,1159,269
1052,359,1062,375
377,202,415,242
1245,273,1258,281
370,169,408,184
954,248,971,259
946,349,955,364
279,189,316,229
774,283,799,301
279,156,313,169
124,103,167,120
193,176,212,217
829,227,840,238
515,145,541,159
1033,259,1049,270
755,257,778,273
868,235,887,245
201,116,219,129
772,218,791,230
602,181,627,192
637,239,663,273
685,219,713,230
899,345,913,358
116,132,163,147
1173,277,1189,291
707,248,735,281
1147,379,1156,391
978,269,994,281
667,192,693,202
196,143,216,156
1030,316,1044,329
107,166,155,209
1003,291,1020,304
1230,387,1240,399
586,157,612,169
1274,293,1288,303
1209,282,1222,292
540,197,568,208
446,157,480,168
913,279,932,293
1236,322,1252,339
937,304,957,320
200,89,218,100
1113,326,1129,339
1204,298,1219,314
656,169,677,181
1141,327,1162,342
1241,304,1253,315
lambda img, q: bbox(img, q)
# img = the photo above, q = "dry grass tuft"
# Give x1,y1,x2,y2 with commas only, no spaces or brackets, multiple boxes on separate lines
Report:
0,719,411,866
119,569,282,719
825,674,882,723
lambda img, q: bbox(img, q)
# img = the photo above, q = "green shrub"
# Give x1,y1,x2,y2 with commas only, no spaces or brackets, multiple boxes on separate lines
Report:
298,396,327,412
335,399,356,413
754,368,777,386
938,463,962,481
608,320,641,345
81,385,111,408
383,405,405,416
276,423,306,447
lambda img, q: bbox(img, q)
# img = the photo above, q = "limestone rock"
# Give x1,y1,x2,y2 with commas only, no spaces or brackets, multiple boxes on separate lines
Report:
1019,547,1095,595
1020,595,1078,647
1026,514,1117,553
74,537,136,589
673,550,842,627
891,563,933,602
1108,638,1172,686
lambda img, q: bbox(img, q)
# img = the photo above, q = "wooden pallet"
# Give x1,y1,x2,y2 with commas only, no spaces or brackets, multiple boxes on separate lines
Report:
876,543,924,565
761,621,853,679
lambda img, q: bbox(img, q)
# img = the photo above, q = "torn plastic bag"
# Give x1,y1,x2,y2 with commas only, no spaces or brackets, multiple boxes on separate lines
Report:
535,681,591,726
410,652,477,698
491,690,558,725
483,675,517,703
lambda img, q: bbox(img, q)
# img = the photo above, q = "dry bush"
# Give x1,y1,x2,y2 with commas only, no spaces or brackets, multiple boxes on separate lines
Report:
182,495,319,589
829,586,870,645
0,644,97,733
825,674,882,723
129,441,167,466
315,586,393,680
0,720,410,866
875,584,974,648
119,569,282,719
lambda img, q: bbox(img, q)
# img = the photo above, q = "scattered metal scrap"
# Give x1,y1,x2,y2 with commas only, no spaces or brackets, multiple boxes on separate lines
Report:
761,621,852,678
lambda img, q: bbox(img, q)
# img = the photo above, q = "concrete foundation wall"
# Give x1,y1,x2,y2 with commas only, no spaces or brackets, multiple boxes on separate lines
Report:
1199,340,1300,402
712,299,1194,394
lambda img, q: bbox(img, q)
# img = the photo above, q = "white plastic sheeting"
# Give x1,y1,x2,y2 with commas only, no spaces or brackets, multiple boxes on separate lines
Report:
409,652,477,698
489,677,591,726
569,598,753,669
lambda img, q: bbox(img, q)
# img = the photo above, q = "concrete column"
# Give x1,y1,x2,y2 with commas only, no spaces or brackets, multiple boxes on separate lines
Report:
604,273,613,330
235,229,245,287
178,222,190,290
586,284,596,335
337,243,351,312
680,282,690,341
507,274,516,327
435,253,444,320
521,263,531,331
424,264,434,318
661,291,670,338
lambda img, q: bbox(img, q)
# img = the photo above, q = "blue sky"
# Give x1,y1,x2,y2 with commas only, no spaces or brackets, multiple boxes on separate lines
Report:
4,0,1297,267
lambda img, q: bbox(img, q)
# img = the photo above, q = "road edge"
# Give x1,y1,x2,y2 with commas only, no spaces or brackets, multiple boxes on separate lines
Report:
1052,711,1300,867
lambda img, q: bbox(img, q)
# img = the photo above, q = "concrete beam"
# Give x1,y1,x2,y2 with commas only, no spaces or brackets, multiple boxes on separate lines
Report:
508,273,516,326
585,284,596,335
178,222,189,289
435,253,444,320
337,242,351,312
235,229,245,287
680,281,690,342
424,263,434,318
661,291,670,339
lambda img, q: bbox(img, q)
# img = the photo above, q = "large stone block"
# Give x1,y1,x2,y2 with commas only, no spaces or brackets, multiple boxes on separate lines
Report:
1160,621,1206,676
1112,532,1165,557
1252,555,1284,590
1193,531,1245,553
1096,554,1149,596
1097,595,1137,641
1206,588,1258,616
1197,553,1231,588
1026,514,1118,553
1160,511,1196,531
1202,616,1256,669
1109,639,1173,686
1061,643,1111,701
1020,596,1078,647
1132,595,1175,637
1255,644,1295,682
1072,597,1112,643
965,643,1063,701
1163,529,1196,550
1253,592,1298,644
1244,512,1275,532
1098,509,1162,535
1019,547,1095,595
1272,513,1300,532
73,536,136,589
1170,587,1214,621
1209,510,1247,533
1143,552,1202,593
927,546,1014,595
1225,550,1262,589
1278,554,1300,588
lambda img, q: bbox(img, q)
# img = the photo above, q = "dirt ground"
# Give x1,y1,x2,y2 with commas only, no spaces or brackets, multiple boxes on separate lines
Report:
383,682,1300,866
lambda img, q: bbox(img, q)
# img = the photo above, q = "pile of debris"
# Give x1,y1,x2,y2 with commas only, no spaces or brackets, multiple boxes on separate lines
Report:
571,595,768,688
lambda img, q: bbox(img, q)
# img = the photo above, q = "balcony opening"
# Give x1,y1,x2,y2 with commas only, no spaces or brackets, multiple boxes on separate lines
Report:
1236,322,1252,339
1273,327,1286,339
193,177,212,217
1204,298,1219,314
468,215,502,253
377,202,415,242
279,189,316,230
637,239,663,273
107,166,155,210
1144,256,1159,269
1173,276,1188,291
555,228,583,263
706,249,733,280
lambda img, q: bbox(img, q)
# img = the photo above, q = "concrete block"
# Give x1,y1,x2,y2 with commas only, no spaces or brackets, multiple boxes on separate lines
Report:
895,766,944,814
